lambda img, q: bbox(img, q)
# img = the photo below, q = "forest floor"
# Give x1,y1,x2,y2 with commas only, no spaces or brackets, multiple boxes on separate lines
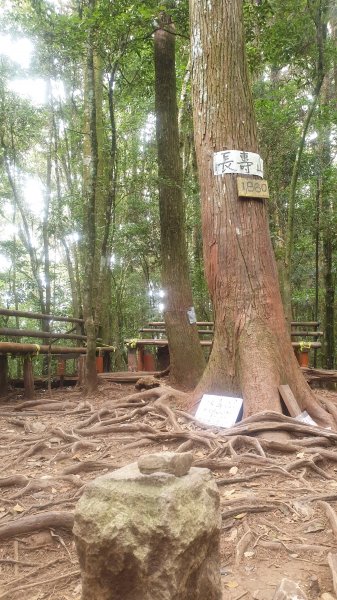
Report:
1,379,337,599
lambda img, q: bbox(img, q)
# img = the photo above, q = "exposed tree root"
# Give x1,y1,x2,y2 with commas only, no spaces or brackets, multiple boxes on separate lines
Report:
318,501,337,541
222,503,278,520
61,461,116,475
7,475,83,499
2,381,337,597
0,475,29,488
259,540,332,553
235,525,254,566
0,511,74,539
328,552,337,597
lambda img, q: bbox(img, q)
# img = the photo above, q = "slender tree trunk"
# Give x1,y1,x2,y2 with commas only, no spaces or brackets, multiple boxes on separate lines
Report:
82,0,98,392
95,67,118,345
154,12,205,388
283,0,328,319
190,0,332,427
319,76,335,369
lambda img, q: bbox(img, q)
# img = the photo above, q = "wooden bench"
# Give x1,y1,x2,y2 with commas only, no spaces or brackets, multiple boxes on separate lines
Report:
127,320,323,371
0,309,116,398
0,342,115,400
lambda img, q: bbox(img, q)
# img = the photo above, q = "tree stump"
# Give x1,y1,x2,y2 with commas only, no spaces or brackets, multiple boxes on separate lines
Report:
74,452,222,600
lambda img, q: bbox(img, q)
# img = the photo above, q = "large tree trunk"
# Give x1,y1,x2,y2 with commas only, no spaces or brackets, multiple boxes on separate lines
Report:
154,12,205,388
190,0,332,426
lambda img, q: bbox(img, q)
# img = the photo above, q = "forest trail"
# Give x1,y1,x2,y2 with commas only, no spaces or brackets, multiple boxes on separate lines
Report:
1,382,337,599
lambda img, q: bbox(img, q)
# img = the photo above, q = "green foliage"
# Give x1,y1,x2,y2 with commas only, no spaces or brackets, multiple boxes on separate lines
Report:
0,0,336,369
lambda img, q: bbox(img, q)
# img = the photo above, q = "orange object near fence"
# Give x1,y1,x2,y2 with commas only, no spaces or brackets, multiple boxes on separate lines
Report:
96,356,104,373
57,359,65,376
143,351,155,371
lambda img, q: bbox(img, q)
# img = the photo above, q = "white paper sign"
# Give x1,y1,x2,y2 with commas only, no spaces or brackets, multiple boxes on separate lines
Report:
195,394,243,429
295,411,317,427
187,306,196,324
213,150,264,178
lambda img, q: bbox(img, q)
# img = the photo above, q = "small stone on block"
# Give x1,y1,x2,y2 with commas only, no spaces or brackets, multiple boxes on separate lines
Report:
138,451,193,477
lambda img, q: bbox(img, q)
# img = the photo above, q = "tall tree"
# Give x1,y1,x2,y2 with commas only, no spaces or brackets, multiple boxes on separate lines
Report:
283,0,329,320
81,0,99,391
154,10,205,387
189,0,332,425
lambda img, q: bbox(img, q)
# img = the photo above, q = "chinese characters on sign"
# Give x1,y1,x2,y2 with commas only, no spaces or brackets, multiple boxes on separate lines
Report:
213,150,264,178
195,394,243,429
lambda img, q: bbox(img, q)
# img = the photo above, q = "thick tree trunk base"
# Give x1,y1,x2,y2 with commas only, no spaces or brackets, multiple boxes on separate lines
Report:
192,322,334,430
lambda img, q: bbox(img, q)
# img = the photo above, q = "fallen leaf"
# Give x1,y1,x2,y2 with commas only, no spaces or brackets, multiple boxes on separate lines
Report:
225,581,239,589
234,513,247,520
229,466,239,475
13,503,24,513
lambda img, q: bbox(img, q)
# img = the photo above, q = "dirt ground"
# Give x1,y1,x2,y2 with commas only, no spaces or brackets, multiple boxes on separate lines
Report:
1,380,337,599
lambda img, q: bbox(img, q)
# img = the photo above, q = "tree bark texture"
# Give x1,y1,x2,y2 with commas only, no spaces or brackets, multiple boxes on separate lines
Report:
190,0,331,425
319,76,335,370
82,0,99,393
154,13,206,388
23,356,35,400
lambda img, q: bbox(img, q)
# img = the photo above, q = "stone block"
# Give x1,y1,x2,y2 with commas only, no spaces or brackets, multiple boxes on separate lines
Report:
74,455,221,600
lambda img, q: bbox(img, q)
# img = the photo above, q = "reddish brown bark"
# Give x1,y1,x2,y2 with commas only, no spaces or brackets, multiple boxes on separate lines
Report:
190,0,332,426
154,13,206,388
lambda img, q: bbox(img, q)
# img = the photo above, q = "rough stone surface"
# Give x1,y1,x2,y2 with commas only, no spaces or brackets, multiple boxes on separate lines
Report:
74,456,221,600
321,594,337,600
137,451,193,476
273,578,308,600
